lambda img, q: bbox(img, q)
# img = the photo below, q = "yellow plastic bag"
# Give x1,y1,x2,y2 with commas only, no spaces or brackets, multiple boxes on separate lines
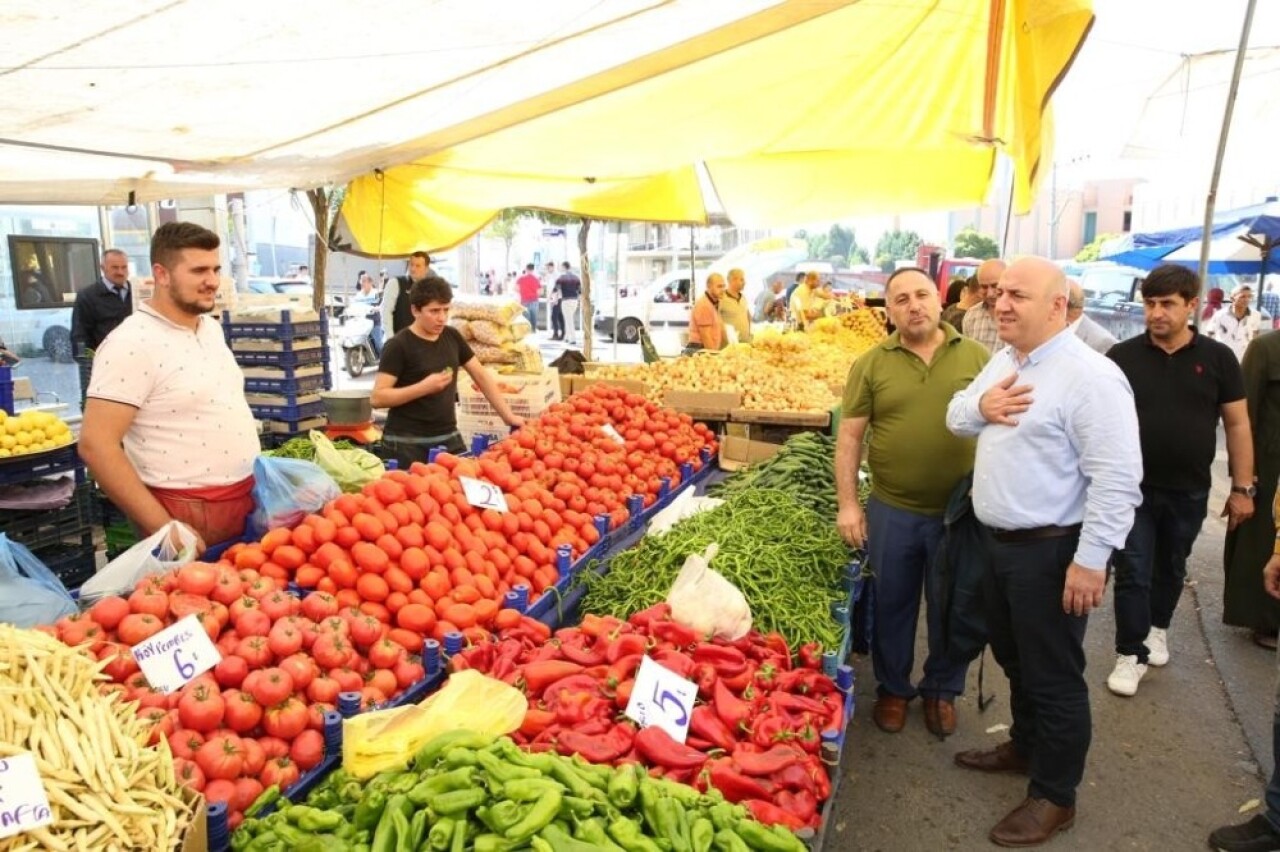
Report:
342,670,526,778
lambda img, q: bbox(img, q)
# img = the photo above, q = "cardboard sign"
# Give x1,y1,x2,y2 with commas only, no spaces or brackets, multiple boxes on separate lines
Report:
460,476,509,512
0,753,53,839
624,656,699,743
131,614,221,695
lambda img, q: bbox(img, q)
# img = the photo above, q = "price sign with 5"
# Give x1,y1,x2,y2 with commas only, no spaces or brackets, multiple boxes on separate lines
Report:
624,656,699,743
130,613,222,696
0,753,54,840
460,476,509,513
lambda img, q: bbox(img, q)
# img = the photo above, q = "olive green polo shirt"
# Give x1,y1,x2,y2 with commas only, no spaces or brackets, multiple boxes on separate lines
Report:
719,290,752,343
842,323,990,515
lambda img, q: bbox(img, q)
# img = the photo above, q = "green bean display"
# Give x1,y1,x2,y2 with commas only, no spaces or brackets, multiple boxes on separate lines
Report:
708,432,869,522
265,436,357,460
578,489,851,650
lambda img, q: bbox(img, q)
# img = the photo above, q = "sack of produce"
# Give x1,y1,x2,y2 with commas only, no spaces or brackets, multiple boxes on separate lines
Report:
469,318,514,346
0,533,77,626
309,429,384,493
342,669,526,778
450,295,525,324
448,317,473,339
79,520,200,600
510,341,543,373
666,543,753,641
471,342,518,364
646,489,724,537
248,455,341,535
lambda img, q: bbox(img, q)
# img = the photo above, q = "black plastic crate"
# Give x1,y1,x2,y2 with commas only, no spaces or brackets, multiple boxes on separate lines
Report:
0,444,86,486
1,480,97,551
37,542,97,592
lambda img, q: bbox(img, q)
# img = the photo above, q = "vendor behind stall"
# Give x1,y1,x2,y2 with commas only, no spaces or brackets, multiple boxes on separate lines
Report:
685,273,726,353
789,271,824,330
80,222,259,553
372,277,525,466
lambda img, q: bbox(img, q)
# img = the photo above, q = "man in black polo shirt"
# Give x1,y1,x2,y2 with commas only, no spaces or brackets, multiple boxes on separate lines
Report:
1105,264,1256,696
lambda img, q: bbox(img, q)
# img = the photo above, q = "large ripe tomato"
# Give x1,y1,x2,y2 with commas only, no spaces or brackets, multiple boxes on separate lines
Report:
263,697,308,740
235,636,273,669
234,609,272,638
168,728,205,761
260,756,300,791
173,757,206,793
312,633,354,669
203,778,237,806
128,586,170,619
349,615,385,649
248,667,294,708
365,668,398,699
117,613,165,646
232,776,265,813
195,734,244,782
175,563,219,597
393,658,426,691
367,638,405,670
214,655,249,689
240,737,266,776
278,653,316,691
300,591,339,623
306,675,340,704
211,571,243,606
88,596,130,631
259,591,299,622
289,729,325,771
98,642,140,682
177,683,225,733
222,689,263,734
267,624,303,659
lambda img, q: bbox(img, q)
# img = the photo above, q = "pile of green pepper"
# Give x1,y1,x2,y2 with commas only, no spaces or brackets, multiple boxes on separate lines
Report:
707,432,871,521
231,729,808,852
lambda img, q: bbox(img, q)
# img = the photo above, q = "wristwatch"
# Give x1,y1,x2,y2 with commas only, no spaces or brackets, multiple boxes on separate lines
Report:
1232,484,1258,498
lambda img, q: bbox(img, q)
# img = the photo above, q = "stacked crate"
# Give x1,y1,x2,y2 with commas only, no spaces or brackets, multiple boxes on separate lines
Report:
222,308,332,446
455,368,561,445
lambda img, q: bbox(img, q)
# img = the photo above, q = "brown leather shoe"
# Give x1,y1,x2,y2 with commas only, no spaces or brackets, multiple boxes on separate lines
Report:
954,739,1029,774
872,695,908,733
989,797,1075,847
923,697,957,737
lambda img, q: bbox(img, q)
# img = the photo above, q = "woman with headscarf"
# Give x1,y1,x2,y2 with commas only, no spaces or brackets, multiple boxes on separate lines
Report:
1202,287,1225,322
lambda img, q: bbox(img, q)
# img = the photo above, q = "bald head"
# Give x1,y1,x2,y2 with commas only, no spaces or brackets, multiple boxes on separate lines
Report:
1066,280,1085,321
995,256,1069,355
977,258,1007,308
705,273,726,299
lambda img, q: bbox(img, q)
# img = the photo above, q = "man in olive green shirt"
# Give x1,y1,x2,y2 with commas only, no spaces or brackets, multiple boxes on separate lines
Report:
835,266,990,738
719,267,752,343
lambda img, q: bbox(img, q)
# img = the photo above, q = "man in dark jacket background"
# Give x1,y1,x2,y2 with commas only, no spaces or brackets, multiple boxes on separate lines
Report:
71,248,133,356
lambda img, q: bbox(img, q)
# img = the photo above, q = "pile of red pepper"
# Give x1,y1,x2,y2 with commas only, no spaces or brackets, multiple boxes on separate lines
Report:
449,602,843,830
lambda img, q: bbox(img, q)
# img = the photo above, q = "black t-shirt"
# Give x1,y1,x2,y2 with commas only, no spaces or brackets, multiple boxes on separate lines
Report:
556,273,581,299
377,326,475,438
1107,329,1245,491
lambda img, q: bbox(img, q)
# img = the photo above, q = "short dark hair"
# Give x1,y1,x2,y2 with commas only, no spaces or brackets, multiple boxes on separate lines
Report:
410,250,432,265
1141,264,1199,302
795,272,806,283
561,261,571,271
151,222,219,269
525,263,534,272
964,275,981,294
885,266,935,296
944,279,965,305
409,277,452,308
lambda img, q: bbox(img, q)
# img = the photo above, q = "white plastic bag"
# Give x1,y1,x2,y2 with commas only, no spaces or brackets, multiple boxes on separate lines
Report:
79,521,200,599
645,489,724,538
665,543,753,640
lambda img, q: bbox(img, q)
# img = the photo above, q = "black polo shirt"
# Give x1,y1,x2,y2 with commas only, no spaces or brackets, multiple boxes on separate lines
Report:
1107,329,1244,492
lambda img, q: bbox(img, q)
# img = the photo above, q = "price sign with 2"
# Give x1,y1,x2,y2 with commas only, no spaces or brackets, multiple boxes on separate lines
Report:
624,656,699,743
0,753,53,840
460,476,509,512
131,613,222,696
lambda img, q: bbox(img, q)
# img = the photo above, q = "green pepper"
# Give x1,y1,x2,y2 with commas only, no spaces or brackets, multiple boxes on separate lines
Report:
656,797,692,852
488,800,525,833
691,817,714,852
443,747,479,768
539,822,608,852
431,787,488,816
576,817,627,852
712,829,750,852
494,740,557,775
531,838,554,852
472,835,521,852
231,829,253,852
246,785,283,818
708,803,742,833
608,763,640,809
476,750,542,782
450,819,467,852
243,831,281,852
404,811,428,851
638,784,661,835
503,789,562,843
386,772,420,794
389,810,411,852
274,824,307,845
649,777,706,809
370,794,411,852
413,730,495,769
428,818,456,851
732,821,806,852
549,761,605,800
500,777,564,802
608,817,665,852
295,837,354,852
298,808,346,833
408,767,476,805
568,755,614,789
560,795,598,820
339,780,365,805
354,789,388,832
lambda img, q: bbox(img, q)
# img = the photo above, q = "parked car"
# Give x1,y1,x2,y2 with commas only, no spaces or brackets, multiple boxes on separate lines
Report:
1078,263,1269,341
246,277,313,297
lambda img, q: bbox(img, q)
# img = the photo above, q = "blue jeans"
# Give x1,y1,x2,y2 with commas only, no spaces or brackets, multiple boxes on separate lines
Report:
1111,486,1208,661
522,301,538,330
866,496,967,700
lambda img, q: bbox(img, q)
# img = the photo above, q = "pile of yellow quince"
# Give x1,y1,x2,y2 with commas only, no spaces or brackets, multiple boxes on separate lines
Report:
0,409,74,458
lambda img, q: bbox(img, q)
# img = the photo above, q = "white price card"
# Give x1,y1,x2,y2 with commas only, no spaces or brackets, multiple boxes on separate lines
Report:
460,476,509,512
131,613,222,695
601,424,626,445
0,753,54,839
624,656,699,743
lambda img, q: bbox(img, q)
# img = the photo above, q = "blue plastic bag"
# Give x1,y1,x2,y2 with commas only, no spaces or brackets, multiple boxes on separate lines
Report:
0,533,78,628
249,456,341,536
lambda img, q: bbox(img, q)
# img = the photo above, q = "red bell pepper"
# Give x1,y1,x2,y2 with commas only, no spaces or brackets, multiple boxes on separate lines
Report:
720,663,757,692
553,690,596,725
692,644,747,676
773,693,828,715
806,756,832,801
652,649,696,679
607,654,642,687
692,664,718,700
743,798,806,830
731,744,805,776
751,713,796,749
687,736,715,752
556,724,631,763
605,633,648,663
709,760,773,804
798,642,824,670
761,633,791,661
519,708,556,739
615,678,635,707
628,602,671,632
771,761,817,793
775,789,817,823
793,723,820,754
560,634,607,666
713,680,752,731
540,673,603,700
689,705,737,752
652,621,698,648
634,726,708,770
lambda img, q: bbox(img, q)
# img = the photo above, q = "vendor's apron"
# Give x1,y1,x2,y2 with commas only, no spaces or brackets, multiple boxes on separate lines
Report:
148,475,255,546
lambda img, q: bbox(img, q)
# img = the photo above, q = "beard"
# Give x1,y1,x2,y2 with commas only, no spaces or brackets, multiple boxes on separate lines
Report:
171,290,215,316
898,319,938,345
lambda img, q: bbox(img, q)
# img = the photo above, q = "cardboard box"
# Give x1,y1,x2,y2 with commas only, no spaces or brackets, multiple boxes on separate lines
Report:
558,374,575,400
729,407,831,428
180,795,208,852
663,390,742,420
572,375,649,396
718,434,784,471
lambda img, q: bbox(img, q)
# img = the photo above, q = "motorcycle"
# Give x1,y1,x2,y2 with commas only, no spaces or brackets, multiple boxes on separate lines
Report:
338,301,380,378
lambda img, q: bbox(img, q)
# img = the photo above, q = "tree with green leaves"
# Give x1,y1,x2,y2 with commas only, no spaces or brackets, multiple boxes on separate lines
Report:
849,246,871,265
485,209,523,273
951,228,999,260
826,224,855,266
1075,233,1121,262
874,229,923,273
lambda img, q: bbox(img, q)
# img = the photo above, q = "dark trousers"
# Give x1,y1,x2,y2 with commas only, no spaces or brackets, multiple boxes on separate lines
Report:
984,529,1090,808
866,496,967,699
1267,646,1280,829
1111,486,1208,661
551,303,565,338
378,432,466,470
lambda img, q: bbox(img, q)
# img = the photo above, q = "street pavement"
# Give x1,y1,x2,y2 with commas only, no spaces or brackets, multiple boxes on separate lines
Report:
831,437,1277,850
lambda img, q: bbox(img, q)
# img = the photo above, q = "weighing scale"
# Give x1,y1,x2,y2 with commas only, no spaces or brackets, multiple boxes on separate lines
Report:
320,390,382,444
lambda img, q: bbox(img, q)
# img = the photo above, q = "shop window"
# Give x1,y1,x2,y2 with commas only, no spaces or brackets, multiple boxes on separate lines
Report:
1083,211,1098,245
8,235,100,310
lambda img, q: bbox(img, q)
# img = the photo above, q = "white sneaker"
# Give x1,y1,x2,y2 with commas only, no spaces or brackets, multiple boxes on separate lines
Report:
1107,654,1148,697
1145,627,1169,667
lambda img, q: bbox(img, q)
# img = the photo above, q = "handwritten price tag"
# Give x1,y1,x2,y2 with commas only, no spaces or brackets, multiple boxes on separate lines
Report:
460,476,509,512
0,753,53,840
131,614,222,695
624,656,699,743
601,424,626,445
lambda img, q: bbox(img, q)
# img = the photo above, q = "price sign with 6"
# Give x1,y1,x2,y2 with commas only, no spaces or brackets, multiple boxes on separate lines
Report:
130,613,222,696
624,656,699,743
0,753,54,840
460,476,509,513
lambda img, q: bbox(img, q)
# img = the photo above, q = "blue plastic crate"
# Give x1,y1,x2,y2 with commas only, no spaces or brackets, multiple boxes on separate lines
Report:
0,444,85,486
221,310,328,341
243,372,329,395
248,398,327,420
234,346,329,368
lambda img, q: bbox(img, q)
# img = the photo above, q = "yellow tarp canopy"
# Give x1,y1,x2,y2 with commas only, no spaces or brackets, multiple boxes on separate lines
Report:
341,0,1093,254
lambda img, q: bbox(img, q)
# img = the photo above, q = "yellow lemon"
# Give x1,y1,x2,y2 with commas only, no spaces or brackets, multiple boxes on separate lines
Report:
0,448,9,458
3,420,19,436
0,435,13,450
29,428,45,443
15,431,32,447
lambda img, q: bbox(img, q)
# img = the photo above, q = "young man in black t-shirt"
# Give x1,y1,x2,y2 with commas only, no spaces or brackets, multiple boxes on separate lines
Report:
371,278,524,467
1104,264,1255,697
